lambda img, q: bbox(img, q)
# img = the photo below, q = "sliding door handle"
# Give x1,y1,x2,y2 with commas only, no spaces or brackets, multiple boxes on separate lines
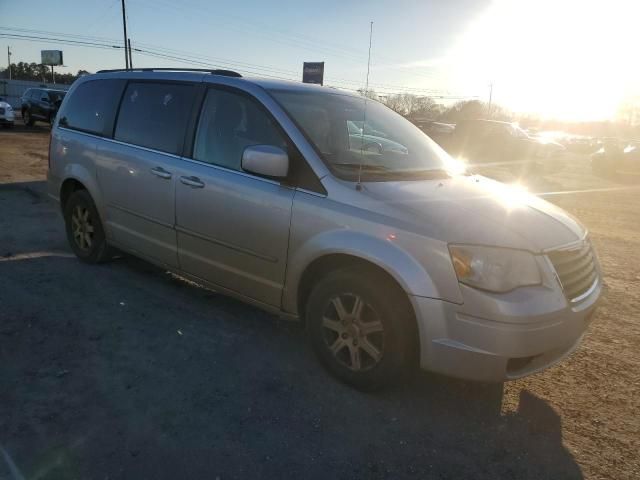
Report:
150,167,172,179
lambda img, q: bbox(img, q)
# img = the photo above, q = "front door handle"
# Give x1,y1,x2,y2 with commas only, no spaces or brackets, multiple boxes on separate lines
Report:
180,176,205,188
150,167,172,179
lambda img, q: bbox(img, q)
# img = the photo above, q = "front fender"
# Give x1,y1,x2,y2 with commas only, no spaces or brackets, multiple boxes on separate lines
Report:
283,229,443,315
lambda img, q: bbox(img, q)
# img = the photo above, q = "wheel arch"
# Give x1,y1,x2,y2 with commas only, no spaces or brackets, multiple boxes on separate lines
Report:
293,250,422,369
60,178,87,210
283,230,439,318
57,164,105,221
295,253,410,319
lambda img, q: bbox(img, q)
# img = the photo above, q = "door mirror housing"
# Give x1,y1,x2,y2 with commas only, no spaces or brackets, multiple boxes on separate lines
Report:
241,145,289,178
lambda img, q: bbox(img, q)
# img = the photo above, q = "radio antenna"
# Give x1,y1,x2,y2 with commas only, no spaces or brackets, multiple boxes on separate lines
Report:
356,21,373,191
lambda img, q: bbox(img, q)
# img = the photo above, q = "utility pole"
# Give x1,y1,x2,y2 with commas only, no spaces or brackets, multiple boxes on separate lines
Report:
488,82,493,116
51,65,55,84
121,0,129,69
128,38,133,69
7,46,11,80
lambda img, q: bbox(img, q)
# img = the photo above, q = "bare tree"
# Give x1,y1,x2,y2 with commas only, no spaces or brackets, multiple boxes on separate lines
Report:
381,94,405,115
357,88,380,101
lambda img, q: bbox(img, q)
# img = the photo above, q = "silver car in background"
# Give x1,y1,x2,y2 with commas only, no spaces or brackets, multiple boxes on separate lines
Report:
47,68,601,389
0,98,15,128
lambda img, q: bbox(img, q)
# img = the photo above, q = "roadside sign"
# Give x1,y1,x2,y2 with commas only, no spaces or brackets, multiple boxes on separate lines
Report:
41,50,64,66
303,62,325,85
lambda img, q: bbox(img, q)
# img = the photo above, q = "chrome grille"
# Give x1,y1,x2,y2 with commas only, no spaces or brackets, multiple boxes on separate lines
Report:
547,240,598,301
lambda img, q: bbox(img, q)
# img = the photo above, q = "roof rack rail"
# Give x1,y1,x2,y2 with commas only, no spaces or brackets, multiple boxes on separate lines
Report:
96,67,242,77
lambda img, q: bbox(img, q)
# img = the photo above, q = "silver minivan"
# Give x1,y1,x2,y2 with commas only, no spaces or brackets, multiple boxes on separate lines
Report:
48,68,602,389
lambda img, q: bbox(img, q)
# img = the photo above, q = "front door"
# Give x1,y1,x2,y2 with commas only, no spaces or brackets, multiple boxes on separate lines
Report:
175,87,295,307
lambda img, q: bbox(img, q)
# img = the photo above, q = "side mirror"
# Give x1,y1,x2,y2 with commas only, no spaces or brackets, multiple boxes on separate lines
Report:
241,145,289,178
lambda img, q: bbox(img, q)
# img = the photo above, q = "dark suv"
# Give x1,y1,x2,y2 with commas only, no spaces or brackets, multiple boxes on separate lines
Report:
21,88,67,126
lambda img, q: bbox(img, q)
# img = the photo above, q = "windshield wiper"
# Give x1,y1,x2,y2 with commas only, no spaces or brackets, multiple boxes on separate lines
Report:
332,163,390,171
334,164,451,178
395,168,452,179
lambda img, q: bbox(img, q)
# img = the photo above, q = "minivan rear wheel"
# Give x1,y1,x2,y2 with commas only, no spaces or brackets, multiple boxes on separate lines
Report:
306,268,414,390
64,190,112,263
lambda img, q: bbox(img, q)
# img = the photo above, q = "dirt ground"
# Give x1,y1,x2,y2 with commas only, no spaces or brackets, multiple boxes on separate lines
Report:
1,126,638,479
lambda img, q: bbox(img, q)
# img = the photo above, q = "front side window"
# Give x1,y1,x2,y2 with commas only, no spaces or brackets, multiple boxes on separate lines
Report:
115,82,195,155
193,88,287,171
59,80,124,136
270,89,455,181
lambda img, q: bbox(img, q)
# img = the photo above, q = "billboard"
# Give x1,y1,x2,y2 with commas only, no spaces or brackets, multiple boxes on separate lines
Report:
41,50,63,66
302,62,324,85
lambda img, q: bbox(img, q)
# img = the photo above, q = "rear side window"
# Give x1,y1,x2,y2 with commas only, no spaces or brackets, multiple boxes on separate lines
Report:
59,79,125,136
115,82,195,155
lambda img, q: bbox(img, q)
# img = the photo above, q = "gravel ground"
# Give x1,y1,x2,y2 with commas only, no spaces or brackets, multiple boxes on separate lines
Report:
1,127,638,479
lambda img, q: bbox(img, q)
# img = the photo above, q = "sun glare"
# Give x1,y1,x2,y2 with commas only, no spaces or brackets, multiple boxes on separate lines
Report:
446,0,639,121
492,182,532,211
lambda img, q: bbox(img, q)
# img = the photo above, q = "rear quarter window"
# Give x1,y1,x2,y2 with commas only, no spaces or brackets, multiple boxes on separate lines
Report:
59,79,125,136
114,82,195,155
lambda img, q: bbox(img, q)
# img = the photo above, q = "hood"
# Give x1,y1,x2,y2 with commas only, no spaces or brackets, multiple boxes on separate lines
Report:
359,175,585,252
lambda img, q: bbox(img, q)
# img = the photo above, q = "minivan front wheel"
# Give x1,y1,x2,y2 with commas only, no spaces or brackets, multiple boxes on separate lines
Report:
307,268,414,390
64,190,112,263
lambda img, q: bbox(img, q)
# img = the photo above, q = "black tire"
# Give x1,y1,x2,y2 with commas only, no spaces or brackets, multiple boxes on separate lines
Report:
306,268,415,390
63,190,112,263
23,109,34,126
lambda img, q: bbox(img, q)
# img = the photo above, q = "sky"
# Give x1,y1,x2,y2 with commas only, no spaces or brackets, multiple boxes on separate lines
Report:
1,0,638,121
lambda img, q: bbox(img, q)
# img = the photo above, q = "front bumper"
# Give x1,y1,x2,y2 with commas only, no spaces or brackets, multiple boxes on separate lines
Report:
411,277,601,382
0,114,15,125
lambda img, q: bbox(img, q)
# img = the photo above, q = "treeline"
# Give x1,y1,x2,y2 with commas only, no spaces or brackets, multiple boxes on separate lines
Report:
0,62,91,85
358,89,510,124
360,89,640,137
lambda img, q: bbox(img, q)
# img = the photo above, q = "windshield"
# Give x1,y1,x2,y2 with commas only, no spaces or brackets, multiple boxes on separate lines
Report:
270,89,456,181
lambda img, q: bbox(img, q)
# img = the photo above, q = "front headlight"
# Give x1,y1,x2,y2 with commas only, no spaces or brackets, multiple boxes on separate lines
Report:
449,245,541,293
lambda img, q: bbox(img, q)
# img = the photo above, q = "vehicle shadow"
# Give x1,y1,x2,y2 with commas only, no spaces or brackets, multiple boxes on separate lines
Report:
0,180,582,479
0,248,583,479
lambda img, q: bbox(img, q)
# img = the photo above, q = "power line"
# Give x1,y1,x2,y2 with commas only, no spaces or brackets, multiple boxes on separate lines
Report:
0,30,480,99
0,26,475,96
0,32,122,50
85,0,121,33
125,0,443,84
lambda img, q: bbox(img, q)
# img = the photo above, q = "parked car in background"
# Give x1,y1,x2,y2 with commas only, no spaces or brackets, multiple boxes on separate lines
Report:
0,97,15,128
448,119,566,173
563,135,598,154
347,120,409,154
21,88,67,126
591,138,640,176
416,120,456,148
48,69,601,390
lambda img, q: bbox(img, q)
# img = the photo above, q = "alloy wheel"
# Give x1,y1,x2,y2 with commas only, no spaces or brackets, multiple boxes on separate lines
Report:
71,205,94,251
321,293,385,371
